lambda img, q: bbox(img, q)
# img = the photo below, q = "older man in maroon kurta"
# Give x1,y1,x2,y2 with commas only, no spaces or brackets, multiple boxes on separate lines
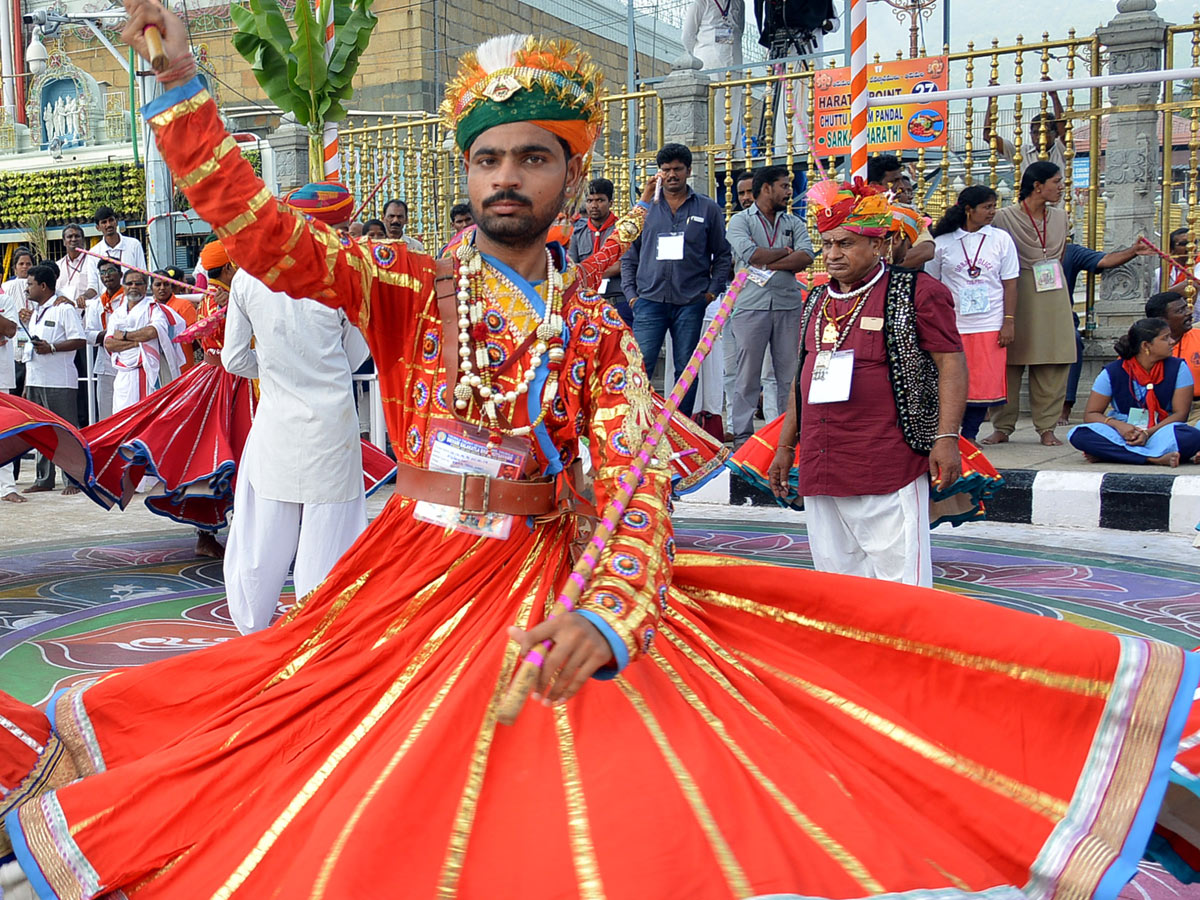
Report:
769,184,966,586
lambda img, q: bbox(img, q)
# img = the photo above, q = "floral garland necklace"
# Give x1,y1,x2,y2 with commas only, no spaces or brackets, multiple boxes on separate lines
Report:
452,240,566,438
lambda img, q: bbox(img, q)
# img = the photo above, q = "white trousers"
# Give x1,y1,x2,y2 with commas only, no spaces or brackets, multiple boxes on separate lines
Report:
804,475,932,587
96,372,115,421
224,473,367,634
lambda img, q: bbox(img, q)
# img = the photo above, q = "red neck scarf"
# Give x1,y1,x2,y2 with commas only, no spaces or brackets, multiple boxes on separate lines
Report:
1121,357,1167,425
587,213,618,254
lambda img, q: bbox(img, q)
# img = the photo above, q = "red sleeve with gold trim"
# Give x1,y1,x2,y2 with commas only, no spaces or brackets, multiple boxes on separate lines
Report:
143,77,433,335
574,312,672,671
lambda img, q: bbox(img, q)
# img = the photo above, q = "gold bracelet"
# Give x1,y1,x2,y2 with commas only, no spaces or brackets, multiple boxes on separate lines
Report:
1003,315,1015,319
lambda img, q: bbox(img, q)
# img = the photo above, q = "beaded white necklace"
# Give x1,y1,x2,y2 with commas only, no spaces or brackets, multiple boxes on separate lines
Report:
824,259,885,301
452,241,565,437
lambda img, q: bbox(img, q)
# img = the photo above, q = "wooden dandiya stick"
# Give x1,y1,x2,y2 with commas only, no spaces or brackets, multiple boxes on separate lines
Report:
76,248,213,296
1137,236,1200,290
496,270,751,726
143,25,169,73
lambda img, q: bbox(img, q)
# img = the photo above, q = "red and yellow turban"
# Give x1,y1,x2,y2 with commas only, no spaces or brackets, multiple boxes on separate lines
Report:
441,34,603,158
807,178,893,236
283,181,355,227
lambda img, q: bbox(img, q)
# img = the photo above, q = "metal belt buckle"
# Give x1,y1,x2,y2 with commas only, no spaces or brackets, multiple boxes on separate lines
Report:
459,472,491,515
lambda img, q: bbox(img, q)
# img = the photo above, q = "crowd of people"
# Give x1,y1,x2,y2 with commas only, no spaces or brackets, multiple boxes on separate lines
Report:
2,13,1200,899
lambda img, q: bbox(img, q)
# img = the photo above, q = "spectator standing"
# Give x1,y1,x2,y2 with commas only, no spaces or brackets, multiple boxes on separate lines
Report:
83,262,123,420
104,270,186,413
56,224,100,308
449,202,474,232
1057,239,1155,425
766,182,966,586
621,142,731,416
1067,317,1200,466
726,165,814,446
2,249,35,403
92,206,147,274
382,199,426,253
735,170,755,211
1167,227,1200,288
363,219,386,239
0,279,22,501
867,155,934,267
161,266,199,373
985,161,1072,446
928,186,1020,441
569,178,631,325
984,95,1067,179
22,264,86,494
1147,291,1200,424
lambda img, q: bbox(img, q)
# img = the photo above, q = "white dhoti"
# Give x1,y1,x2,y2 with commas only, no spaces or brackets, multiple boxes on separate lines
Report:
804,475,932,587
0,457,17,498
224,470,367,634
110,365,150,415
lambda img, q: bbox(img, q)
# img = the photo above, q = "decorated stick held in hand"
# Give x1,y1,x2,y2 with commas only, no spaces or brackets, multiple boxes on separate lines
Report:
497,271,751,726
143,25,169,72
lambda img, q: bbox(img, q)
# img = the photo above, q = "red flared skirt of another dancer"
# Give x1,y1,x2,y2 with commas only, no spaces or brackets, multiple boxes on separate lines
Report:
80,363,396,530
728,413,1004,527
4,497,1200,898
0,392,111,507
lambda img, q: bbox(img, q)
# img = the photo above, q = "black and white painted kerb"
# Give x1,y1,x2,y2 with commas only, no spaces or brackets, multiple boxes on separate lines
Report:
692,470,1200,535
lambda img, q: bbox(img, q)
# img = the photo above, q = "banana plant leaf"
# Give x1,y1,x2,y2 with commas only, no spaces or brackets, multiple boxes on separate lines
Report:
290,0,327,96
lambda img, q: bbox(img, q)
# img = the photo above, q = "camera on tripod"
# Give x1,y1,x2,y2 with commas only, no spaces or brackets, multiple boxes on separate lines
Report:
754,0,837,55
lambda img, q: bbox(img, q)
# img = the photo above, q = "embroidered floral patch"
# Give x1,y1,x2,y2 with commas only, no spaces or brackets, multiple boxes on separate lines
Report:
372,243,397,268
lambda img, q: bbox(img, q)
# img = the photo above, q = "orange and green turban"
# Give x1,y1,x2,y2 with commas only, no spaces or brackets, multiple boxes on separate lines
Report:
807,178,893,236
889,204,928,244
283,181,354,227
440,34,603,158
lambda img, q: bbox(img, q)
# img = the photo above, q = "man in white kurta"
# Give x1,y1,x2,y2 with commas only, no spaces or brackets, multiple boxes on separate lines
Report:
103,270,186,413
221,268,370,634
0,284,23,501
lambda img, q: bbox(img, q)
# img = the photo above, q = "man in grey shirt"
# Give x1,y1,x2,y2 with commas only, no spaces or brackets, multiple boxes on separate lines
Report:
621,143,731,416
726,165,814,446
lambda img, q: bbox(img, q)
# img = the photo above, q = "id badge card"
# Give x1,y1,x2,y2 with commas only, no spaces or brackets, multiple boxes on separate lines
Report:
959,282,991,315
1126,408,1150,429
715,24,735,43
656,232,685,261
808,349,854,404
413,420,530,540
1032,257,1065,293
598,278,609,294
746,265,773,286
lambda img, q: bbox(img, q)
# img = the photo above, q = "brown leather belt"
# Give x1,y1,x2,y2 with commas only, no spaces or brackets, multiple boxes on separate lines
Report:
393,461,560,517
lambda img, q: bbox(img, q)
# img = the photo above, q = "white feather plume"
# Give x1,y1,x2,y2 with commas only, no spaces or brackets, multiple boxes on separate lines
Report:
474,34,531,74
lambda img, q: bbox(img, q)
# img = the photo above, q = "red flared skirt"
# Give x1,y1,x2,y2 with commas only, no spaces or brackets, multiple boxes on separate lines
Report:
4,496,1199,899
728,414,1005,527
0,392,102,504
81,364,396,529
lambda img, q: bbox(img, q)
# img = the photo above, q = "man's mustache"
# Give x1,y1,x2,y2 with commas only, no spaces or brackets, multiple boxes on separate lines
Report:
482,189,532,208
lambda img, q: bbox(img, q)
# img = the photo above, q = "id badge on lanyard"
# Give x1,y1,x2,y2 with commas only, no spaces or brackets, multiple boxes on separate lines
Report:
413,420,531,539
1126,408,1150,429
808,350,855,404
656,232,685,261
1032,258,1064,293
959,282,991,314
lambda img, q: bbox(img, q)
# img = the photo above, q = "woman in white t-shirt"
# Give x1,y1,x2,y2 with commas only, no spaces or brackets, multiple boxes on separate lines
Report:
927,186,1020,441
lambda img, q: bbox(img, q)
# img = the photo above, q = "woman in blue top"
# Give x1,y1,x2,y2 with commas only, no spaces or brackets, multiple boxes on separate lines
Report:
1068,317,1200,466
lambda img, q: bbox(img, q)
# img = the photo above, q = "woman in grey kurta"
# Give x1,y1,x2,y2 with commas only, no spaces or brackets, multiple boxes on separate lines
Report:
984,161,1074,446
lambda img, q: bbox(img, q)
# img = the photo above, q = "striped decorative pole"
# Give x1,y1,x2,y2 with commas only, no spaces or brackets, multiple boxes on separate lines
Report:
849,0,868,181
321,0,341,180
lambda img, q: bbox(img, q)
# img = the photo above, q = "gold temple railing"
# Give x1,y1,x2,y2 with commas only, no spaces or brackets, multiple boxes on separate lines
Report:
340,114,461,251
1162,15,1200,298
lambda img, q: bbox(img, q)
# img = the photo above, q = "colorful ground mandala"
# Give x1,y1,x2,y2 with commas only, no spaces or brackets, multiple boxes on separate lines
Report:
1,522,1199,898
